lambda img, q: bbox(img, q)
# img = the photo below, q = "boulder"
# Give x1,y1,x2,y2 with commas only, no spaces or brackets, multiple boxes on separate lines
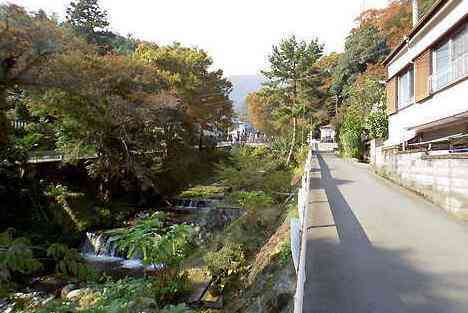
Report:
66,288,92,301
61,283,78,299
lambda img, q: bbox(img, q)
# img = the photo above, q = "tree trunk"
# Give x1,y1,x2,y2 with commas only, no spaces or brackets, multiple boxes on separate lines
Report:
0,87,10,146
286,117,296,165
199,128,203,151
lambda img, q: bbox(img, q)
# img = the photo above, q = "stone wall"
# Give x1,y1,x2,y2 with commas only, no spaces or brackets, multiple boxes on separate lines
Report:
370,140,468,218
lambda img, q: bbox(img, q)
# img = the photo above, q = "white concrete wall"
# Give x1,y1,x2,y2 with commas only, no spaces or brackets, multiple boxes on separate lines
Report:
293,148,313,313
370,142,468,217
320,128,336,141
387,78,468,145
388,0,467,78
316,142,338,152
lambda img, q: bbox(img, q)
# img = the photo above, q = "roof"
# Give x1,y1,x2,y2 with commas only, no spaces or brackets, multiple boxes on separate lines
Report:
383,0,449,66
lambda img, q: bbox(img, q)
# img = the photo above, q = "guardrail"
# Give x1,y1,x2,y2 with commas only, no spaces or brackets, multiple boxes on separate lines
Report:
28,151,65,164
27,151,97,164
292,145,313,313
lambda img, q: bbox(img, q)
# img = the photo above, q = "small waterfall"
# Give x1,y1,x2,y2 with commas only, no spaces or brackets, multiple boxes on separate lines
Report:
82,232,123,258
81,231,163,271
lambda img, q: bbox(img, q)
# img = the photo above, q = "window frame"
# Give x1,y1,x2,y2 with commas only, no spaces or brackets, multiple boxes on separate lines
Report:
431,23,468,92
397,65,415,110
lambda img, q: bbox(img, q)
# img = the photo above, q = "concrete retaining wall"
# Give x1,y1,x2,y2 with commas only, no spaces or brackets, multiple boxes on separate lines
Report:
370,140,468,218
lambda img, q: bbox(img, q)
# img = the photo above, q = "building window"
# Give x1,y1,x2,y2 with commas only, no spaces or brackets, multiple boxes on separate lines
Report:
398,66,414,109
431,24,468,92
452,26,468,80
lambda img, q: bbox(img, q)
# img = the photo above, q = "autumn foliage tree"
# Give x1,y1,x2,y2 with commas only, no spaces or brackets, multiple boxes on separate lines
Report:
1,3,234,204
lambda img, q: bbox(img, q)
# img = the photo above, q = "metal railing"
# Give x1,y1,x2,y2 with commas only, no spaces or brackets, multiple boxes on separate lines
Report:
430,52,468,92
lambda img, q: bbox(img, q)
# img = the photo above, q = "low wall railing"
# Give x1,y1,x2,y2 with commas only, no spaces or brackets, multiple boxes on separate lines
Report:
292,145,313,313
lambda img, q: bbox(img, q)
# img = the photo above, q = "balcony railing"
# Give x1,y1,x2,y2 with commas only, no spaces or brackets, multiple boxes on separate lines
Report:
430,52,468,93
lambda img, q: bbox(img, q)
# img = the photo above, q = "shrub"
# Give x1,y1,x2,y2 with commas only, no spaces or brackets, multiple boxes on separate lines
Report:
203,241,246,293
116,213,194,273
0,229,42,290
47,243,96,281
229,191,274,225
277,240,292,266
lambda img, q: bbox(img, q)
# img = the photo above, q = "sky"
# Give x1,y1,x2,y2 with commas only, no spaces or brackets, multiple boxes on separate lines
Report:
8,0,390,76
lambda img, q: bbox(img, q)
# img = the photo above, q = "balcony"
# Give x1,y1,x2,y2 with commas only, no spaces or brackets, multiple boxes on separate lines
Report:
430,52,468,93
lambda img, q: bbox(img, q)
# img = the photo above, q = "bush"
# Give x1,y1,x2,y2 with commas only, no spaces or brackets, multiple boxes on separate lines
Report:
0,229,42,291
229,191,274,225
216,146,281,192
277,240,292,266
116,213,194,273
204,241,246,293
47,243,96,281
365,104,388,139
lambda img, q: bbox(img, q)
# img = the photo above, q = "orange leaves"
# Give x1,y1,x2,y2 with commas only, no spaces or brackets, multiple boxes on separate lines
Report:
358,0,412,49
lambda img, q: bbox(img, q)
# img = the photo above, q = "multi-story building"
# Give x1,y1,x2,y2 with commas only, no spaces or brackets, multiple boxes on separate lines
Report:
384,0,468,151
372,0,468,217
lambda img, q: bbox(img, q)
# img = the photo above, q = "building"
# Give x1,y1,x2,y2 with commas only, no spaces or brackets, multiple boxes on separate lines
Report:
372,0,468,217
319,125,336,143
384,0,468,150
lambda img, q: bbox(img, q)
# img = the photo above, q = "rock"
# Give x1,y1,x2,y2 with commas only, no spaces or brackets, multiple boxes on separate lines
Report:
11,291,55,311
125,297,159,313
42,295,56,306
66,288,92,301
61,283,78,299
0,300,14,313
3,305,15,313
31,276,67,295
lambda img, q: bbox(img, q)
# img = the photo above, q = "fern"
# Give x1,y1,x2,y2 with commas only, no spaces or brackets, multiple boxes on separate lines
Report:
47,243,95,281
0,229,41,285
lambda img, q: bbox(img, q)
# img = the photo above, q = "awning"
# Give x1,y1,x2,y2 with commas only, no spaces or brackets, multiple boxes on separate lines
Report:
406,111,468,133
407,133,468,147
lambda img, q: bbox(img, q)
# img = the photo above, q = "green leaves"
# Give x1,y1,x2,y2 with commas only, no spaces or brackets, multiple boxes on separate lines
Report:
116,213,194,271
47,243,95,281
0,229,41,285
338,76,388,158
66,0,109,36
331,25,388,98
203,241,246,292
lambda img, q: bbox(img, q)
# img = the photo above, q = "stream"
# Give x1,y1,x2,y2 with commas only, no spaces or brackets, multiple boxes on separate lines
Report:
80,199,243,276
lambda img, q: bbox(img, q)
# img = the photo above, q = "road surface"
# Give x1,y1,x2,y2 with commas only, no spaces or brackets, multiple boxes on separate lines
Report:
303,153,468,313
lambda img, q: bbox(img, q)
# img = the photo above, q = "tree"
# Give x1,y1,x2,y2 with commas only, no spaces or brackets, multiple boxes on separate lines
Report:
36,51,180,200
0,4,87,146
338,76,387,158
331,25,389,102
246,89,281,136
66,0,109,41
262,35,324,164
135,43,233,148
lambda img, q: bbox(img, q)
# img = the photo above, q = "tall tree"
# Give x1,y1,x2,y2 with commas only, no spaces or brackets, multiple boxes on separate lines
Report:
66,0,109,41
262,35,324,164
0,4,87,146
135,43,233,148
330,25,388,102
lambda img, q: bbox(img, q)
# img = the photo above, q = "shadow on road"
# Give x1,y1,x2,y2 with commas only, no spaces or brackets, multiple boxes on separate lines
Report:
302,154,463,313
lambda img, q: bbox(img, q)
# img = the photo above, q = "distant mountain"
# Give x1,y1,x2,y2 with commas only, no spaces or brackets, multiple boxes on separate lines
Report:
228,75,265,114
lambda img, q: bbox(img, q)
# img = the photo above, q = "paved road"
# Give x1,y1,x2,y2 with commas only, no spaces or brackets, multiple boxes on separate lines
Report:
303,153,468,313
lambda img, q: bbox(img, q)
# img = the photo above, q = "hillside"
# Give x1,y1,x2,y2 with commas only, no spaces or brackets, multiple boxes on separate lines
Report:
228,75,265,113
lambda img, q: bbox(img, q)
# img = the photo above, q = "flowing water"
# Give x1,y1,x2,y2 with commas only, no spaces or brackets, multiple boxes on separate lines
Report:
81,231,162,273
